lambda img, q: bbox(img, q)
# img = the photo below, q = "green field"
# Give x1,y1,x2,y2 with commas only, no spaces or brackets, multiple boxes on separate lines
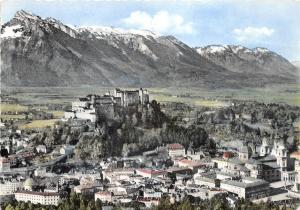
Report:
19,119,59,129
152,93,229,108
47,110,65,118
0,103,28,113
1,84,299,108
149,84,300,106
0,114,26,120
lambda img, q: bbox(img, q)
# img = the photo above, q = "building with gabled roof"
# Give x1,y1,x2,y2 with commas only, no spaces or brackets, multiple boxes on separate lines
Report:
167,143,185,158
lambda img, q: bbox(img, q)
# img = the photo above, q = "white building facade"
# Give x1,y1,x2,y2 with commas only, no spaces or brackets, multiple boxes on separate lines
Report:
15,191,60,206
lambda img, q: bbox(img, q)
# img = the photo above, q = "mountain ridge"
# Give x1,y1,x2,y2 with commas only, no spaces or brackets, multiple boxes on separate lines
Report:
1,10,298,88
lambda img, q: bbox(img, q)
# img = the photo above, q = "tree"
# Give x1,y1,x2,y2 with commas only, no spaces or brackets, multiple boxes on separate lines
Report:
95,199,102,210
153,195,173,210
178,198,193,210
5,204,15,210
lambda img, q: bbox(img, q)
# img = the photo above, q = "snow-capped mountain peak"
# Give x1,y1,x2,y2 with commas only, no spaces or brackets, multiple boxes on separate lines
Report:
253,47,270,54
196,45,273,57
45,18,78,38
196,45,229,55
230,45,252,54
1,10,297,88
14,10,41,21
76,26,160,39
194,44,297,76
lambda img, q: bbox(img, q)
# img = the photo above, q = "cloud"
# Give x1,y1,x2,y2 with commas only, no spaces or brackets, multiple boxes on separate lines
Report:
122,10,194,34
233,26,274,42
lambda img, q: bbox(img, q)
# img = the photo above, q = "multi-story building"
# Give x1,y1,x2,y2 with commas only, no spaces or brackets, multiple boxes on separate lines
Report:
113,88,149,107
214,136,292,182
194,176,219,188
0,157,10,172
95,191,113,203
15,191,60,206
136,169,166,178
174,159,204,171
0,178,24,196
220,178,270,200
291,151,300,192
167,143,185,158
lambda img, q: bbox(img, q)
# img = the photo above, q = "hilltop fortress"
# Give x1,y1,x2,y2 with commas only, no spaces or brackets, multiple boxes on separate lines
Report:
64,88,149,122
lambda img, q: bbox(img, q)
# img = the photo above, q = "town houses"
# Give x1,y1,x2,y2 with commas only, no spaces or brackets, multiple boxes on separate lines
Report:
1,127,300,207
1,89,300,209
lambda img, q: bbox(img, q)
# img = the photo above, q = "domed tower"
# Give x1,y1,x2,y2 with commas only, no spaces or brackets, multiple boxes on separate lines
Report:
239,144,252,161
23,178,36,191
260,137,271,156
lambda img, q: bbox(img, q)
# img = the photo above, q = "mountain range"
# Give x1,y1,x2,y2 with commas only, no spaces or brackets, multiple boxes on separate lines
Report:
1,10,298,88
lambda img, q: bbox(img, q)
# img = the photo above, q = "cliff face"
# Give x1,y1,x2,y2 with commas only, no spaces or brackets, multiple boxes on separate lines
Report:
1,10,298,88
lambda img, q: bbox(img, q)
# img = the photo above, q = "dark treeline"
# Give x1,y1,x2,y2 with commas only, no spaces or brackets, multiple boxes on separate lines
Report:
2,193,282,210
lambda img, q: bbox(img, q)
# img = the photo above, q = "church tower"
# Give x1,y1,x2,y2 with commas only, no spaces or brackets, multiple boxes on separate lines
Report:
260,137,271,156
239,144,252,161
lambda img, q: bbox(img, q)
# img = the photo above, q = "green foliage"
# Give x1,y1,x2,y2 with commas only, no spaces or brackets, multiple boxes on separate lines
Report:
2,194,279,210
149,195,278,210
75,101,214,160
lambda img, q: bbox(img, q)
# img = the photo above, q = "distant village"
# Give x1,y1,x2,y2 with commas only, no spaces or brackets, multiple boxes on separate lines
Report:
1,88,300,209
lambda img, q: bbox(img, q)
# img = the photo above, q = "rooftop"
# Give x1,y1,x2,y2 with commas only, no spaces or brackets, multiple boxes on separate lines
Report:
15,190,59,196
167,143,184,150
221,179,269,189
136,169,166,175
95,191,112,196
291,151,300,160
194,176,216,184
178,159,204,167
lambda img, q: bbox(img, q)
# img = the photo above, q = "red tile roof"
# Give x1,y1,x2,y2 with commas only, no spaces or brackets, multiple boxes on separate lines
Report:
137,169,166,175
223,152,234,159
95,191,111,196
291,151,300,159
178,159,203,167
167,143,184,150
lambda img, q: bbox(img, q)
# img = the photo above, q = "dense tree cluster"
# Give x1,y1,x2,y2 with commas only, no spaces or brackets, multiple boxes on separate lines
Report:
2,193,283,210
151,195,282,210
75,100,213,159
26,100,299,159
197,102,300,147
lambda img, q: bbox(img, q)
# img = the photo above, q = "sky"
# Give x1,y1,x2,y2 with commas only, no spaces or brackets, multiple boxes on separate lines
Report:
1,0,300,61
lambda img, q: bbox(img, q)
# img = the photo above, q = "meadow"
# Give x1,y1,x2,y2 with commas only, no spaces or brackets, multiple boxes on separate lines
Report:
0,103,28,113
148,84,300,106
1,84,299,130
19,119,59,129
1,84,299,109
0,114,26,120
